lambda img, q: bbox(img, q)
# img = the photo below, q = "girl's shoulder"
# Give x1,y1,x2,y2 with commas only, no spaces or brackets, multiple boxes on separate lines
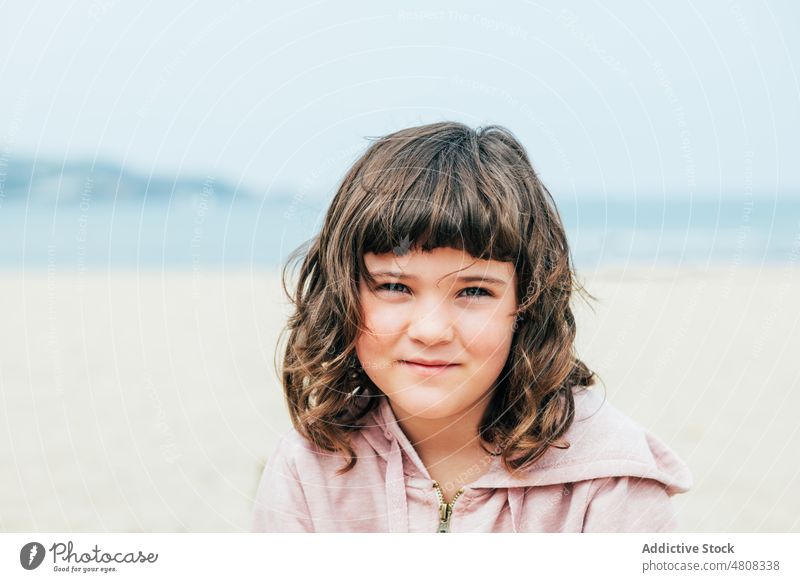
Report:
268,425,334,466
472,388,693,495
266,422,381,479
550,388,693,494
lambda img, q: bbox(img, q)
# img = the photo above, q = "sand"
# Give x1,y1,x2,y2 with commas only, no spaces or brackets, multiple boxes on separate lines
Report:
1,264,798,532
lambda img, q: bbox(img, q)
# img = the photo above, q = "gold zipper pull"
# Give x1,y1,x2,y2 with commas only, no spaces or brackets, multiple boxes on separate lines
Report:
437,502,451,533
433,481,465,533
433,481,449,533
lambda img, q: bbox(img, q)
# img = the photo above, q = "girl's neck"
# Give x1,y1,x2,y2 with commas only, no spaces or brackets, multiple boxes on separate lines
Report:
388,397,491,457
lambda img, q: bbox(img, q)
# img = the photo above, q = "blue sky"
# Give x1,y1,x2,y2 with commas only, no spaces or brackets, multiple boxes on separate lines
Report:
1,0,798,199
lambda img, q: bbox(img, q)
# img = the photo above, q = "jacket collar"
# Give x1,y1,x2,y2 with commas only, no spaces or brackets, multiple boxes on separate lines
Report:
360,388,692,495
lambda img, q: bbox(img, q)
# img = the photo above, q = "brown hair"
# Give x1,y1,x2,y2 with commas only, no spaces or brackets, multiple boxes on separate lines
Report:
278,121,596,475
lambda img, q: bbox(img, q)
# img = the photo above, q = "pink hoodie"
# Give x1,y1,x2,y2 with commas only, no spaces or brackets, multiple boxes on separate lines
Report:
251,387,692,533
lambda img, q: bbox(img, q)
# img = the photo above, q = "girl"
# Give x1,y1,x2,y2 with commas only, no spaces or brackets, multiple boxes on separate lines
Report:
252,121,692,533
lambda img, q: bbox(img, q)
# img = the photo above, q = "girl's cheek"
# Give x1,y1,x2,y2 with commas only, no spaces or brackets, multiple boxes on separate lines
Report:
363,302,407,336
459,311,514,339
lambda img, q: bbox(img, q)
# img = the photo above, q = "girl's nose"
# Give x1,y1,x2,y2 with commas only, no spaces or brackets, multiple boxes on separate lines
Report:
406,300,455,345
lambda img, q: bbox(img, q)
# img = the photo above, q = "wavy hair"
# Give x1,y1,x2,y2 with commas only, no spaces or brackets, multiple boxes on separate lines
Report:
278,121,597,475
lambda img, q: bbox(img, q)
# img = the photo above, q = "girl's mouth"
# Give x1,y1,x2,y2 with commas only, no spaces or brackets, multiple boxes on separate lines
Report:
399,360,460,376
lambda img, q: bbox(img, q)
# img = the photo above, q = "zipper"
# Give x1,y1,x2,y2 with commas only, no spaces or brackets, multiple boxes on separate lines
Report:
432,480,465,533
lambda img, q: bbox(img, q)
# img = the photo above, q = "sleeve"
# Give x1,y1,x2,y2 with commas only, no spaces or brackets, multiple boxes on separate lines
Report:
251,434,315,533
581,476,679,533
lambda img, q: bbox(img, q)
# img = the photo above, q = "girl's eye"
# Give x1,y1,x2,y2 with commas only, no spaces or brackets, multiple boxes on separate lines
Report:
377,282,409,294
462,287,492,298
376,283,493,299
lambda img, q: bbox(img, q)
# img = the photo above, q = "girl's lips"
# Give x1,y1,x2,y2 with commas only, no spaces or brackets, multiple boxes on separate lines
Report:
399,360,460,376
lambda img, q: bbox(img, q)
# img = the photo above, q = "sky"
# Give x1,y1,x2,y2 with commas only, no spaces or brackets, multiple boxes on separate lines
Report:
1,0,798,200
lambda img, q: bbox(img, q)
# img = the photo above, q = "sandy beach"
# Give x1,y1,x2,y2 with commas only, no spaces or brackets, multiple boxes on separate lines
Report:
1,264,798,532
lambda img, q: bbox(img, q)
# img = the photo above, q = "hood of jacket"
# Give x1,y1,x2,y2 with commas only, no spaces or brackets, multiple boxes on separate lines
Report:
359,387,692,532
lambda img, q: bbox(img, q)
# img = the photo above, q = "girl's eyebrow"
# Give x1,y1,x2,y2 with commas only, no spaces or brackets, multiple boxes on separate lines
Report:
368,270,508,287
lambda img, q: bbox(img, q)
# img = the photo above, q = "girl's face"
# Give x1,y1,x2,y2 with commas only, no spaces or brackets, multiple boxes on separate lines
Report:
355,246,518,421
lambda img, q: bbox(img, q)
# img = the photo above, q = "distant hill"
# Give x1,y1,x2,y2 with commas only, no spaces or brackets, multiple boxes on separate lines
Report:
0,158,262,204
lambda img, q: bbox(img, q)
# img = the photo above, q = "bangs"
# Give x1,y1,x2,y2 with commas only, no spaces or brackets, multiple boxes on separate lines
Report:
354,135,525,271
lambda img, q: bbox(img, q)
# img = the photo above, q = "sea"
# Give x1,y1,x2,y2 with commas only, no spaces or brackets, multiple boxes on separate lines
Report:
1,160,798,270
